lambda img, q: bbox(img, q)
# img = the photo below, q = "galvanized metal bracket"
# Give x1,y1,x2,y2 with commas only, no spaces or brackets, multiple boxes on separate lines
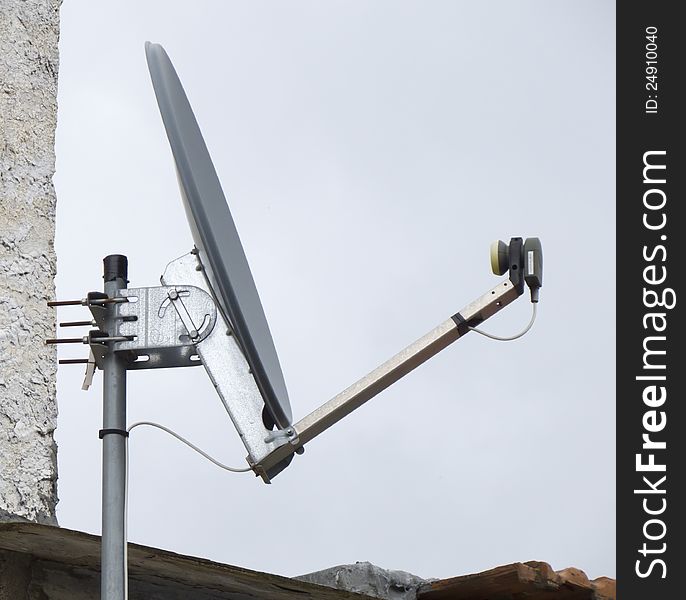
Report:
161,252,293,482
76,252,289,481
86,283,217,371
264,427,298,445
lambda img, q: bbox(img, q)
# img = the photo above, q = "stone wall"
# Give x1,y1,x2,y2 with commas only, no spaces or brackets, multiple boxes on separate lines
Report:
0,0,61,524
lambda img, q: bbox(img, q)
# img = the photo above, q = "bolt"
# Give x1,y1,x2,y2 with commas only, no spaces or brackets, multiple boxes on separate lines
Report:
169,290,179,300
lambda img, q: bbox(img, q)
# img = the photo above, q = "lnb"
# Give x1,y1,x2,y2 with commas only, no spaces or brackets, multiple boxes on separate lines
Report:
490,237,543,303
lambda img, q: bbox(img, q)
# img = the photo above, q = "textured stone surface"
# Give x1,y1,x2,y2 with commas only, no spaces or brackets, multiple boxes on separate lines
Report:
297,561,427,600
0,0,61,524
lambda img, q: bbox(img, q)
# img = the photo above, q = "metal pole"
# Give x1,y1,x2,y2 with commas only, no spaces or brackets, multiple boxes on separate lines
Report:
101,254,129,600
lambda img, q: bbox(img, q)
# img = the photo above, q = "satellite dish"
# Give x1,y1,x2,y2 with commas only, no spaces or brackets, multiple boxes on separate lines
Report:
48,41,543,600
144,42,292,430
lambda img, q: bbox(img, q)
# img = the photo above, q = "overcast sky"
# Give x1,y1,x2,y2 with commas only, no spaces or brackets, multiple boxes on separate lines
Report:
53,0,616,582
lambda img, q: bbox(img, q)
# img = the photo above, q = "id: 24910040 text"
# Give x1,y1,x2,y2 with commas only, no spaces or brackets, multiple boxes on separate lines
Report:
645,26,658,114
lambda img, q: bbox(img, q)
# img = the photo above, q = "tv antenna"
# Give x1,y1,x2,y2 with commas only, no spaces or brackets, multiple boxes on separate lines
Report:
48,43,543,600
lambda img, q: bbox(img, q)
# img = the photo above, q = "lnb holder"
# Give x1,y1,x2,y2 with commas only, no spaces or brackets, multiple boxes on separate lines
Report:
490,236,543,302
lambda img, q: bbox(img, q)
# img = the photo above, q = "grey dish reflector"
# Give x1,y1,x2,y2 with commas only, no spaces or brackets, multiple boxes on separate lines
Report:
145,42,292,429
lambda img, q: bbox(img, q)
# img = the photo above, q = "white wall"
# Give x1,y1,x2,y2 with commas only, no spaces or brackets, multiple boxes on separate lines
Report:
0,0,60,524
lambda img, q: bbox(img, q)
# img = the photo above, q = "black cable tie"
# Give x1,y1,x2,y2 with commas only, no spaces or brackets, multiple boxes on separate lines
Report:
99,428,129,439
451,312,471,336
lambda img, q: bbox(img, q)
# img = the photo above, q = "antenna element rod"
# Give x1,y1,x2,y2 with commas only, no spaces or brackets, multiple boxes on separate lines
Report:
45,337,85,345
48,299,84,307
